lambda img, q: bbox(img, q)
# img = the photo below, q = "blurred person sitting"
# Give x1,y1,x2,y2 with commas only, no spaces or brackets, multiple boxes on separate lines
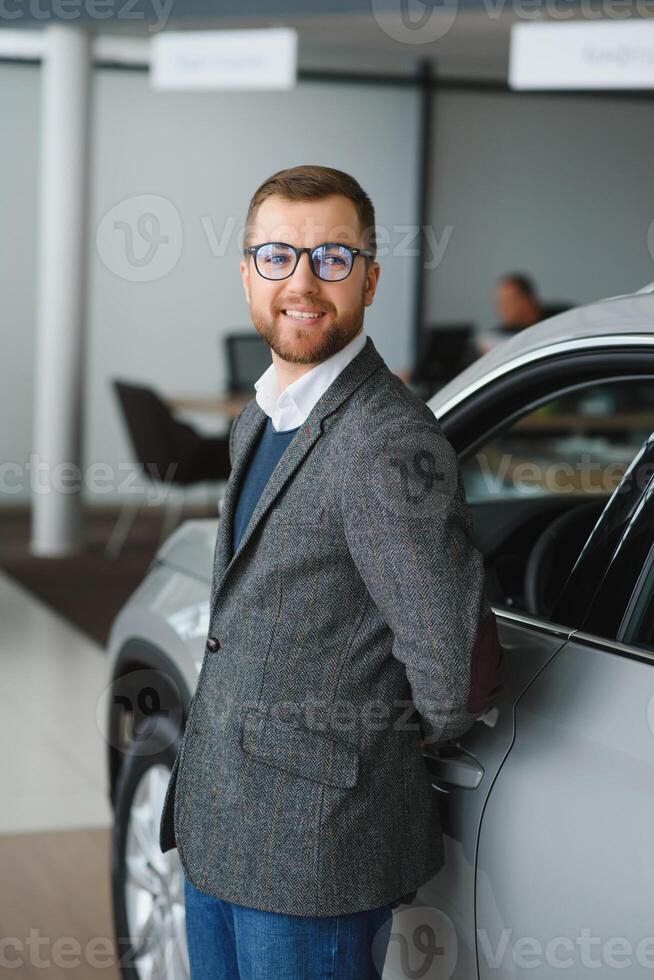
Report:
476,273,572,355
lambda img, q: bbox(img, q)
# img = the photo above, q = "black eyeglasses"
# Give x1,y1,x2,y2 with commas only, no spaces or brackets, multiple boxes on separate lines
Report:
243,242,374,282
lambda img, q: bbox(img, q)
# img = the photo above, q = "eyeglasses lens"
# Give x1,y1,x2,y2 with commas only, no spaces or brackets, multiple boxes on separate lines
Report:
255,244,353,281
312,244,353,281
255,244,295,280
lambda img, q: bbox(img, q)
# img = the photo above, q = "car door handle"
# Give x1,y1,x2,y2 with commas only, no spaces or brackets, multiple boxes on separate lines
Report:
423,749,484,790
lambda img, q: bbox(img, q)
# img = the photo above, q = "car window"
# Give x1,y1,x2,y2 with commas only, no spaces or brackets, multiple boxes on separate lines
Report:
461,380,654,504
460,379,654,623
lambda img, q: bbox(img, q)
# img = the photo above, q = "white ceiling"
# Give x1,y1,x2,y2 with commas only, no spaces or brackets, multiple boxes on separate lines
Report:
9,6,654,82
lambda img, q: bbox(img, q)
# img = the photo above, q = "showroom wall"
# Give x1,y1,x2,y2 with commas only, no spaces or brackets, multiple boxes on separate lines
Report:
2,65,40,510
425,87,654,329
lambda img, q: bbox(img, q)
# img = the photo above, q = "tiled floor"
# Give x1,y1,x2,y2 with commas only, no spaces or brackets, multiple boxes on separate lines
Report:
0,827,119,979
0,569,119,977
0,570,111,835
0,505,215,977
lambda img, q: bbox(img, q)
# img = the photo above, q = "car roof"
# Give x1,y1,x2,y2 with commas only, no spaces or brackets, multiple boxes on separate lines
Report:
428,286,654,418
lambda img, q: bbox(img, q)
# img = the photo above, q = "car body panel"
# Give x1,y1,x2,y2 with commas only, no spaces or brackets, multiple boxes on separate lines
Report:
400,617,569,980
476,636,654,978
107,556,212,711
154,519,218,587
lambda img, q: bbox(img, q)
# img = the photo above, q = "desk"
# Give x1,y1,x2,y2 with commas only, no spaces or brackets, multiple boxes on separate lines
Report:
512,411,654,434
167,394,251,418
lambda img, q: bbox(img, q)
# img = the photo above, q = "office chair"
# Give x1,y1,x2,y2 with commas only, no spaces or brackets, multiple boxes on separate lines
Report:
106,380,231,559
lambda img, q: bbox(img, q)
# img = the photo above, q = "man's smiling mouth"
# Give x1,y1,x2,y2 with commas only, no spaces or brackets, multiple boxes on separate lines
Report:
281,309,326,320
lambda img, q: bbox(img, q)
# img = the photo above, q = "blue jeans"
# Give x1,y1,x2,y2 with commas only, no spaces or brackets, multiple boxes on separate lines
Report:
183,874,396,979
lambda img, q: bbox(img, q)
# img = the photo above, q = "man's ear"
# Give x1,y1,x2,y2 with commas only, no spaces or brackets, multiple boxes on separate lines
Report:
364,261,381,307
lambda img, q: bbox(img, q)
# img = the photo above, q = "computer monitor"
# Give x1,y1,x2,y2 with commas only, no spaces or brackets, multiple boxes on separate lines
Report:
412,323,476,386
224,333,272,395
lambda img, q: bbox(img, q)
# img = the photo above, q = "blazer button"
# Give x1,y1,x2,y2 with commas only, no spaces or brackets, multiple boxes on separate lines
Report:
206,636,220,653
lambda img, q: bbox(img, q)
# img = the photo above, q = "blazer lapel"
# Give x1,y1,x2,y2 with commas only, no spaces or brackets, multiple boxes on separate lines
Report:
210,335,384,610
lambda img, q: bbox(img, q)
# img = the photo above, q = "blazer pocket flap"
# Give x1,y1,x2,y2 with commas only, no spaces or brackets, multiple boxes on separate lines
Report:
241,712,359,789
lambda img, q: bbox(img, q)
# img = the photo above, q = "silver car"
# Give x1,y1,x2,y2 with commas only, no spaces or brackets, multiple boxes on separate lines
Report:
107,283,654,979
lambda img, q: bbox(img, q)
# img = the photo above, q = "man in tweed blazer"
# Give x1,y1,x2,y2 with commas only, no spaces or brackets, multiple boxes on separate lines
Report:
159,165,503,979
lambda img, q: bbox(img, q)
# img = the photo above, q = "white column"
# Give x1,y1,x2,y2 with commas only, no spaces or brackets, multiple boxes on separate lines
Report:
31,24,91,556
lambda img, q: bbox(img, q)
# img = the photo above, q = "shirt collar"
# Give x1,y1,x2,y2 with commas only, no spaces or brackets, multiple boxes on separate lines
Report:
254,327,367,432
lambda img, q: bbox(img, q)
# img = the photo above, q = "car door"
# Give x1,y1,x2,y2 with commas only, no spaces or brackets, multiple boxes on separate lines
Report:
475,633,654,979
475,429,654,979
381,365,654,980
377,616,569,980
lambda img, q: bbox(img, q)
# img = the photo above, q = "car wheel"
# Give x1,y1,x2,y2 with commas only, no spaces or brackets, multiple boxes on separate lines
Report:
111,713,189,980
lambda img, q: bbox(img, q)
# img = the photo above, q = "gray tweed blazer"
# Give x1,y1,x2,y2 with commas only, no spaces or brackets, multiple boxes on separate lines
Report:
159,334,503,916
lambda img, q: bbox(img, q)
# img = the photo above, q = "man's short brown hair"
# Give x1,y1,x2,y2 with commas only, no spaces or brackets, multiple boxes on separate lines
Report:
243,164,377,258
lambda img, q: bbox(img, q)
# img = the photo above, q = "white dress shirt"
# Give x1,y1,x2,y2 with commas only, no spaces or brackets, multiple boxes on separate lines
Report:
254,327,367,432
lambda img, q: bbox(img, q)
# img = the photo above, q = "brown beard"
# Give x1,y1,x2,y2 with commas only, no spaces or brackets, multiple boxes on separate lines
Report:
250,300,366,365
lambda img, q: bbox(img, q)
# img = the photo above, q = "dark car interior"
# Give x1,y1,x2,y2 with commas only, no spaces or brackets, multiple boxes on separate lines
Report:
470,496,607,620
453,376,654,626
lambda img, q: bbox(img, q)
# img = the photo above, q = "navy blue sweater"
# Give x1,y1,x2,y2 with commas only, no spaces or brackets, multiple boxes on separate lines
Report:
231,416,301,556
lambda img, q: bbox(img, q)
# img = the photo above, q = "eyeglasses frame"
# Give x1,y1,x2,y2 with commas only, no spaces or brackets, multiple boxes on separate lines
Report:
243,241,375,282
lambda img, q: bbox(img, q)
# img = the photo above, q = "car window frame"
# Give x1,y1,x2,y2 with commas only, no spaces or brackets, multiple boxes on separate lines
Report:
558,626,654,670
439,344,654,637
548,430,654,634
617,541,654,648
